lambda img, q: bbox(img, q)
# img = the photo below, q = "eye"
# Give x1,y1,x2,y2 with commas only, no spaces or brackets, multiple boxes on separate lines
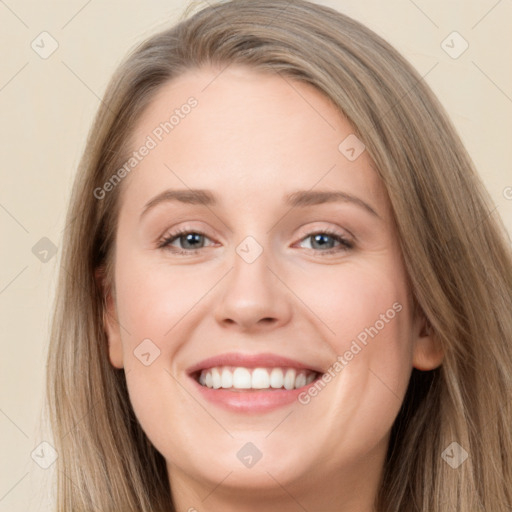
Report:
297,229,353,255
158,229,214,254
157,227,354,256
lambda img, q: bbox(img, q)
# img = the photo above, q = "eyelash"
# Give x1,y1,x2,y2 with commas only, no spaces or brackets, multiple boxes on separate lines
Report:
157,227,354,256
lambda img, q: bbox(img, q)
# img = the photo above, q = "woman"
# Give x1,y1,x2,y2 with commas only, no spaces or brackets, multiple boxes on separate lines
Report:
45,0,512,510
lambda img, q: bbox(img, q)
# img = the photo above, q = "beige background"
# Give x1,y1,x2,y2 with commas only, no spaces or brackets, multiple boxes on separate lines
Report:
0,0,511,510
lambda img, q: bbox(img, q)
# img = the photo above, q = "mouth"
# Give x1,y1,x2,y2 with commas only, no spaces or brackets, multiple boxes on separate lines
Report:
186,352,324,413
192,366,320,391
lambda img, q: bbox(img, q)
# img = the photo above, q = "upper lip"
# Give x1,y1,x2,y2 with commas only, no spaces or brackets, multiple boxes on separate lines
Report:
187,352,324,375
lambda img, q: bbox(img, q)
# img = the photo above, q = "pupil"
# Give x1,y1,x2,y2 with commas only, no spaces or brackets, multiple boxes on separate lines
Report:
313,234,333,249
182,233,202,249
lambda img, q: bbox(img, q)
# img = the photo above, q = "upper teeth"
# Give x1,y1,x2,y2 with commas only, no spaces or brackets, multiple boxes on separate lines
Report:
198,367,317,390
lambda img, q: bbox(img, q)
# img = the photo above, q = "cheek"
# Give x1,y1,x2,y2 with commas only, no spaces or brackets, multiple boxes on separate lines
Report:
112,254,218,444
295,262,412,359
295,261,414,426
114,252,207,347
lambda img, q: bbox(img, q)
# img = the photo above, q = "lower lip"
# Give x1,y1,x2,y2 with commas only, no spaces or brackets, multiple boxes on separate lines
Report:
189,374,321,413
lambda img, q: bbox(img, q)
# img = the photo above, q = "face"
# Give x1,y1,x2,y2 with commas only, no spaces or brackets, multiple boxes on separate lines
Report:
102,65,442,509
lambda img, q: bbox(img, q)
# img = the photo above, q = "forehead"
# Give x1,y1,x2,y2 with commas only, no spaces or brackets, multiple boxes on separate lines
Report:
120,65,388,217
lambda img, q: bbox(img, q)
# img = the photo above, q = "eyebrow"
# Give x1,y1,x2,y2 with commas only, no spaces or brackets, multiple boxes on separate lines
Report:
140,188,380,219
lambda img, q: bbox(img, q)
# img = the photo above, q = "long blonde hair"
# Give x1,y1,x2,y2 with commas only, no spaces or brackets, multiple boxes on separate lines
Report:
45,0,512,510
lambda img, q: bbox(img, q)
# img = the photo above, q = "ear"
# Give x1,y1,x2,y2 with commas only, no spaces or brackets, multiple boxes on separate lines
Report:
95,267,124,369
412,313,444,371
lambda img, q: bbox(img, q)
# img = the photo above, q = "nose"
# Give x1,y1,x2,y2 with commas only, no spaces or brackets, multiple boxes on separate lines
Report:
213,245,293,332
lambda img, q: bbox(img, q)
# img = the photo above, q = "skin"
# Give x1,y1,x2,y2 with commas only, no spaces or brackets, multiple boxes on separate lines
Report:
101,65,444,512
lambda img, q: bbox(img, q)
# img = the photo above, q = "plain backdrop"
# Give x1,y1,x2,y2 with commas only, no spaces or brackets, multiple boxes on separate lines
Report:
0,0,511,510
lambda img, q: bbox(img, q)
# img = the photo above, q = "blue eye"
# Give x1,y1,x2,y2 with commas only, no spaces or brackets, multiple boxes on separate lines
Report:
298,231,353,254
158,229,212,254
158,228,353,256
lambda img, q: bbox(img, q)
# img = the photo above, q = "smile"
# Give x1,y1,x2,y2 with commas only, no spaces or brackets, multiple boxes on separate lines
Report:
187,352,324,413
196,366,319,391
